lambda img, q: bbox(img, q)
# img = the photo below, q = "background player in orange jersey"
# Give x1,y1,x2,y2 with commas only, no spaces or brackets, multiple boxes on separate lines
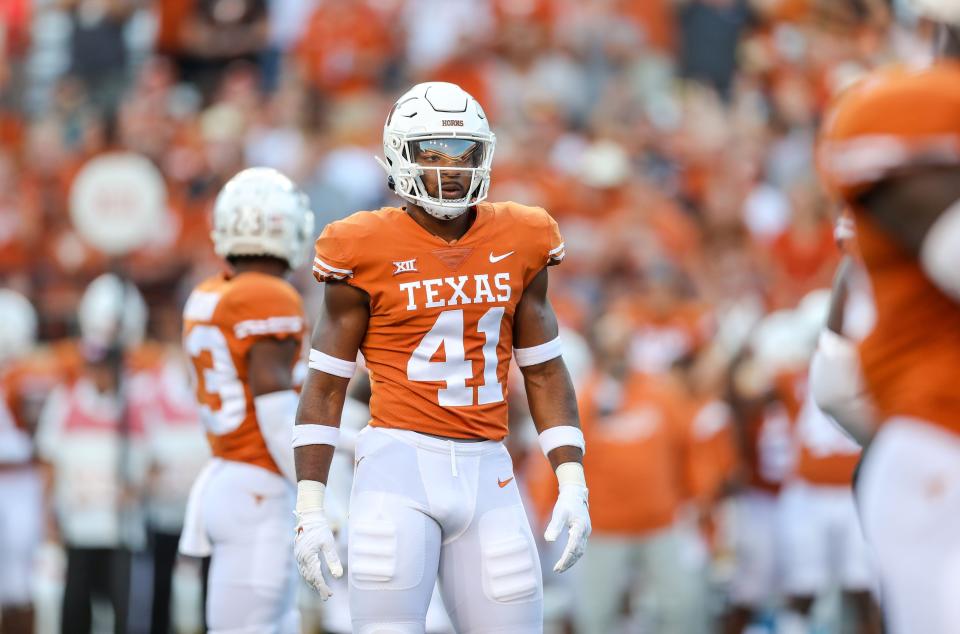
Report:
816,2,960,631
293,81,591,633
179,167,314,634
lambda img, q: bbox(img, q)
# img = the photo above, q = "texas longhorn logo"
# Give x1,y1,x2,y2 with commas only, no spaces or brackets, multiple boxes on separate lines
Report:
393,258,418,275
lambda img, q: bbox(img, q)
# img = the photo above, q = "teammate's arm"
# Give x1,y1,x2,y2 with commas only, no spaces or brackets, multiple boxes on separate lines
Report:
514,267,591,573
810,256,877,444
248,337,301,482
292,281,369,599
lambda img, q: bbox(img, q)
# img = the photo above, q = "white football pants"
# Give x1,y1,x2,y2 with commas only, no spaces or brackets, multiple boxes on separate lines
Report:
348,426,543,634
778,480,874,596
0,467,42,605
200,461,300,634
858,418,960,634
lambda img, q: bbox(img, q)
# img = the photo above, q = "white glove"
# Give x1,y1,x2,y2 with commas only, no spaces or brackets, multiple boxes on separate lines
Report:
544,462,591,573
294,481,344,599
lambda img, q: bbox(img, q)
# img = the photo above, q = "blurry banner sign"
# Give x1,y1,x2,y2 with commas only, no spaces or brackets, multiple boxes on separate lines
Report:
70,153,168,257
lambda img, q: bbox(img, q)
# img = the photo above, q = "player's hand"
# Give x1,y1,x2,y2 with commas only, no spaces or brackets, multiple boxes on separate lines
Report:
544,481,591,573
294,508,344,599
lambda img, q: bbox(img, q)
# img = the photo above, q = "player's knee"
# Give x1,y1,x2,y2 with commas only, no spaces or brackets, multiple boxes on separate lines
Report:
479,507,541,604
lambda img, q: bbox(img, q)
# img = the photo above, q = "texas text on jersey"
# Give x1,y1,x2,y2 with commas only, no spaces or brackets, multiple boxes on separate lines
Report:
313,200,564,440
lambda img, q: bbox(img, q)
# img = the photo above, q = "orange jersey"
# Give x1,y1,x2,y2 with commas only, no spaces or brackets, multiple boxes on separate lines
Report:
684,399,738,503
526,372,691,536
182,272,305,474
1,344,83,433
819,62,960,434
740,372,803,493
313,203,564,440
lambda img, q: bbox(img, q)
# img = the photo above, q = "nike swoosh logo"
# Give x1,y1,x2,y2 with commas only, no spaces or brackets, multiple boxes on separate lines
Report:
489,251,515,263
498,477,514,488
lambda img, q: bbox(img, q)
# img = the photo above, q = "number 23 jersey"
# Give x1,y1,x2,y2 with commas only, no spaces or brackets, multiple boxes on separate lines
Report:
314,202,565,440
182,272,305,475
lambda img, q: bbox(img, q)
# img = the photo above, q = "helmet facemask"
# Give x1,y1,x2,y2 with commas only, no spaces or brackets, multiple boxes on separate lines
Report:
379,132,496,220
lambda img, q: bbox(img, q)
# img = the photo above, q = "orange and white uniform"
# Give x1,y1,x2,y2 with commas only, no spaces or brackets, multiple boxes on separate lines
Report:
818,62,960,634
34,350,159,550
179,271,305,634
728,373,799,608
313,202,564,633
524,372,712,634
183,271,305,475
779,387,873,597
313,202,564,440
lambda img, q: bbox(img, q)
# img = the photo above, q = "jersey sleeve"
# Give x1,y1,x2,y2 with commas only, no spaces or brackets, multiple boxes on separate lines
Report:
222,277,306,356
313,220,358,284
542,210,565,267
516,205,565,288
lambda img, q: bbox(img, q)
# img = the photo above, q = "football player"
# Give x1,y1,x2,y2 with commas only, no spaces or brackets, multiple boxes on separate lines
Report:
779,289,880,634
179,168,314,634
816,4,960,631
36,274,152,634
293,82,591,633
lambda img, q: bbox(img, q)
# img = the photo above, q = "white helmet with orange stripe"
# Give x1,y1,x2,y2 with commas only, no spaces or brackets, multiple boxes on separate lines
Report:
211,167,315,269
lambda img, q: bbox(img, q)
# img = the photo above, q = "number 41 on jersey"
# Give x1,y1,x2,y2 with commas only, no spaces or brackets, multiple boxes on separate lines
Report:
407,308,505,407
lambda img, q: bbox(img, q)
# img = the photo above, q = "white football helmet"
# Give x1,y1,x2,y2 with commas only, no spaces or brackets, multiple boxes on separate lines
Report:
0,290,37,366
78,274,148,351
375,82,496,220
211,167,315,268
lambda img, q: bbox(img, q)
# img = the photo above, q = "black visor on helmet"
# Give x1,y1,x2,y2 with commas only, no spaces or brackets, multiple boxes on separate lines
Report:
409,139,483,166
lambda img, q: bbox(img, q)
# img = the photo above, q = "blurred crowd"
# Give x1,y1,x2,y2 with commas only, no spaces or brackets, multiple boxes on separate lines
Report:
0,0,938,632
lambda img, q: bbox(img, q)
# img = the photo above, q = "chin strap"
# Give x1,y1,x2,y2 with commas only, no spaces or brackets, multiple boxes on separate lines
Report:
422,203,469,220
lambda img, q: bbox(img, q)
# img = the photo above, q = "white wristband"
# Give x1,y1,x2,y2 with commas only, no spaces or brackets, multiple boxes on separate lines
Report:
538,426,585,457
514,337,563,367
308,349,357,378
296,480,325,514
556,462,587,488
292,424,340,449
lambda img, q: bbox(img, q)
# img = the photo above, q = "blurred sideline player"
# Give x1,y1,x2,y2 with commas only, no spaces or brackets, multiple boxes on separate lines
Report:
0,290,41,634
179,168,314,634
526,313,715,634
35,274,154,634
777,254,881,632
293,81,591,633
816,7,960,628
724,312,803,633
